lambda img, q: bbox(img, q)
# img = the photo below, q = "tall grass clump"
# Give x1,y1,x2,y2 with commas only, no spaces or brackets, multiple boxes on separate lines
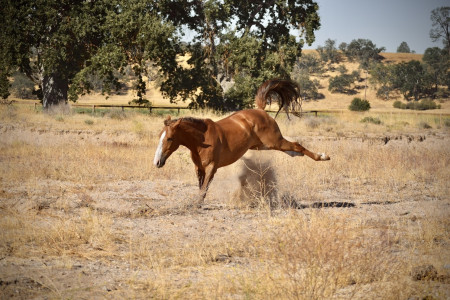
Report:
106,109,128,120
258,211,404,299
361,116,382,125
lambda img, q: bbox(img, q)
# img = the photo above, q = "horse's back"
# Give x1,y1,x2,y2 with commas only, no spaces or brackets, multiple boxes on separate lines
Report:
217,109,284,145
217,109,274,129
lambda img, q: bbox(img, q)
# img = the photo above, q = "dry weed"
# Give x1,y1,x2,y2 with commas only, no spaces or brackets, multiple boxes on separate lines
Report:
0,104,448,299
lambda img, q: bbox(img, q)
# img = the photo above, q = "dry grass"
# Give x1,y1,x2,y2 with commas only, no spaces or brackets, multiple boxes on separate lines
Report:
0,104,449,299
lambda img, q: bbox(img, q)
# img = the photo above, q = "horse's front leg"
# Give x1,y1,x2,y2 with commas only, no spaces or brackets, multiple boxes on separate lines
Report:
197,164,217,207
195,166,205,189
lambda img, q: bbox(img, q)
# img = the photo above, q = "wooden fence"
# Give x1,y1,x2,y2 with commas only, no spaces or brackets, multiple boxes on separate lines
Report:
24,101,322,116
13,99,449,117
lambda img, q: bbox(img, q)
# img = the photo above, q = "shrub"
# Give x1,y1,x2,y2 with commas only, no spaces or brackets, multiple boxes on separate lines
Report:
406,99,440,110
393,100,406,109
107,109,128,120
444,119,450,128
361,116,382,125
418,121,432,129
349,97,370,111
304,116,321,129
393,99,441,110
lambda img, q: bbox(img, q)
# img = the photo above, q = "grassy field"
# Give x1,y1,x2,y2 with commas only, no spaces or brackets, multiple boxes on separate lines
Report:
0,102,449,299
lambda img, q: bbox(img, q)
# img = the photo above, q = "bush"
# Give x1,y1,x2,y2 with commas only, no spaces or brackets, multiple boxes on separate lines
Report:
361,116,382,125
107,109,128,120
418,121,432,129
304,116,321,128
393,100,406,109
349,97,370,111
444,119,450,128
393,99,441,110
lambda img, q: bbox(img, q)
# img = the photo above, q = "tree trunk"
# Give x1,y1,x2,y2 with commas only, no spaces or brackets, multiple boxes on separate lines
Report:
42,73,68,109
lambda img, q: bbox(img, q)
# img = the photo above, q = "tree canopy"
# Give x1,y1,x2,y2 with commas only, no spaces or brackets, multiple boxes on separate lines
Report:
396,41,411,53
430,6,449,54
1,0,321,111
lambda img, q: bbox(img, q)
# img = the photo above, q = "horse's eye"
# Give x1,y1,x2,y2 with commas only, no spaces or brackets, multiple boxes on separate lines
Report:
167,137,173,142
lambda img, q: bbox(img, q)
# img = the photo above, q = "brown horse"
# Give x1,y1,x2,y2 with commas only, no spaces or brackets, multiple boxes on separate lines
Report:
153,79,330,206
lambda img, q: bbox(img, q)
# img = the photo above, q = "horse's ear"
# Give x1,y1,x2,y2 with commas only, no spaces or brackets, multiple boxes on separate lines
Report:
173,118,182,128
164,115,172,126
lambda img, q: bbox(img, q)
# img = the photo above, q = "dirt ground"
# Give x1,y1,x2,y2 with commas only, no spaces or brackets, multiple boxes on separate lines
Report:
0,107,449,299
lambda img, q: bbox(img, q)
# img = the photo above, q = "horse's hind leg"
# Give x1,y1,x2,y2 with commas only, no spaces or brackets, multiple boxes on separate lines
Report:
254,116,329,161
273,138,330,161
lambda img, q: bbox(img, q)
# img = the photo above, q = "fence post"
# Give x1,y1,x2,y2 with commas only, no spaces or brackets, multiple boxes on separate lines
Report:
121,106,124,112
92,105,95,114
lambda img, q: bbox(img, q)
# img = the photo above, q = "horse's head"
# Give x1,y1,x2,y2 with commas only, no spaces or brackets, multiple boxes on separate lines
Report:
153,116,182,168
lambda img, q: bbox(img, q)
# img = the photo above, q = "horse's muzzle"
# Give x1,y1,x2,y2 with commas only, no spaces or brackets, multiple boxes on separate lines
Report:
155,158,166,168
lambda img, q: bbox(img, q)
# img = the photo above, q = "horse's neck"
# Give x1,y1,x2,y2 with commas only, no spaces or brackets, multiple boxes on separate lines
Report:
178,120,208,150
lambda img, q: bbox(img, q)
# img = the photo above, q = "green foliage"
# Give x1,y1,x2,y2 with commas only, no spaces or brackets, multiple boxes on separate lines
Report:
295,53,325,75
291,53,323,100
294,73,322,100
393,101,404,109
393,99,441,110
129,74,151,106
328,71,359,94
430,7,450,52
391,60,434,101
369,63,396,100
224,73,260,110
317,39,341,67
396,42,411,53
155,0,321,110
11,72,36,99
361,116,381,125
0,70,10,99
341,39,385,70
349,97,370,111
371,47,449,101
2,0,321,111
423,47,450,94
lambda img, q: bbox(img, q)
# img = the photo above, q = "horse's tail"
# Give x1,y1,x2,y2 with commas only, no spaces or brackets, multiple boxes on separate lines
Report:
254,79,301,118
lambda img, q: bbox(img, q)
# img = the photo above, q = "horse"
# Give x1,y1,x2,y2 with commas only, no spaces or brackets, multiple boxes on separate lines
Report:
153,79,330,206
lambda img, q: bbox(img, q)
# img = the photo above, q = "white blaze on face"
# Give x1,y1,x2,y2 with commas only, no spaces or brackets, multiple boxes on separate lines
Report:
153,131,166,166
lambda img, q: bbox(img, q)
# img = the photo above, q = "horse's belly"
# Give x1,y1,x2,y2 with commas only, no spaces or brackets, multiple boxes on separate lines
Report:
216,139,256,168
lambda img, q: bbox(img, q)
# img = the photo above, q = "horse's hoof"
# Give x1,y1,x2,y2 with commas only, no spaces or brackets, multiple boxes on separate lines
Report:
319,153,330,161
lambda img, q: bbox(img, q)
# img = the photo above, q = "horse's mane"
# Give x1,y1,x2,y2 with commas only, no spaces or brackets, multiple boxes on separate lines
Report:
165,117,208,146
254,78,301,118
164,117,207,130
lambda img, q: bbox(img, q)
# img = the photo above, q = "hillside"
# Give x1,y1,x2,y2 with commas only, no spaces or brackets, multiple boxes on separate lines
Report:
71,52,448,114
